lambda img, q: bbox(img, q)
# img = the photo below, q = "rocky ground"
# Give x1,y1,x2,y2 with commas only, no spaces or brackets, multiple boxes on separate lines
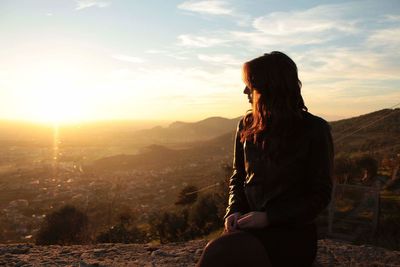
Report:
0,239,399,267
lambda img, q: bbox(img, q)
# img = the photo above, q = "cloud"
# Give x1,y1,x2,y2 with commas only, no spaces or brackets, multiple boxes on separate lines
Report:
231,3,358,48
106,65,242,99
145,49,189,60
111,54,144,63
178,0,233,15
229,30,332,47
75,0,110,10
384,14,400,22
101,64,246,120
291,47,400,116
177,34,228,47
295,47,400,83
176,3,361,49
197,54,242,66
145,49,168,54
177,0,251,26
367,27,400,49
252,4,356,36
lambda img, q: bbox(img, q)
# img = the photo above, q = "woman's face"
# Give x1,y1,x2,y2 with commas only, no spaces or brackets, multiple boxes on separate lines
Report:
243,86,252,104
243,85,261,108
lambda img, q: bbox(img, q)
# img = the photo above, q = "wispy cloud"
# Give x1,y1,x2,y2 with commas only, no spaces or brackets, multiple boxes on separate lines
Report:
384,14,400,22
145,49,189,60
145,49,167,54
178,0,232,15
232,3,358,48
102,64,245,120
111,54,144,63
197,54,242,66
107,65,242,97
296,47,399,83
177,0,250,26
75,0,110,10
178,34,228,47
367,27,400,49
176,3,361,48
253,4,357,36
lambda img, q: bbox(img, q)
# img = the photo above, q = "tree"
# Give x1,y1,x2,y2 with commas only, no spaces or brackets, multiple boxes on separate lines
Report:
96,210,145,243
214,162,232,220
152,210,189,243
96,224,143,244
175,185,198,206
35,204,89,245
189,193,220,234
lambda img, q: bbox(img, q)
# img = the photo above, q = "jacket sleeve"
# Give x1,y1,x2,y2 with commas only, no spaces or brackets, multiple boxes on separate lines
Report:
264,120,334,226
223,119,250,220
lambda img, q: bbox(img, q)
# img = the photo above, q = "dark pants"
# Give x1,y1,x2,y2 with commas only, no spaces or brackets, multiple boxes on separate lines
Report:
197,223,317,267
244,222,318,267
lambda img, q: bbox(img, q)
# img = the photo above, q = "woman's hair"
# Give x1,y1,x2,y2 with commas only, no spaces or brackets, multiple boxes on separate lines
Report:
240,51,308,157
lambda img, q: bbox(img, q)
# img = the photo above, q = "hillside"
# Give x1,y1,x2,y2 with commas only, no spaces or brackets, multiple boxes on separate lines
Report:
89,108,400,172
89,131,234,172
131,116,240,145
330,108,400,156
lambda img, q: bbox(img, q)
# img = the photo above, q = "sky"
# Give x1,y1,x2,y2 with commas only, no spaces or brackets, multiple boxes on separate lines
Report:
0,0,399,124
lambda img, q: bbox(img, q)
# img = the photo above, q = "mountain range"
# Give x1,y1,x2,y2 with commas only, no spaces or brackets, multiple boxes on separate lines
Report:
89,108,400,171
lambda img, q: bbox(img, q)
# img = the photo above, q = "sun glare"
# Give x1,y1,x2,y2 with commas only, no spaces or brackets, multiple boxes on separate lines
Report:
16,59,92,124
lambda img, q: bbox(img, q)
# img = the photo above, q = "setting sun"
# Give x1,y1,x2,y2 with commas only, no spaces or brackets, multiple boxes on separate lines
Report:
12,57,94,124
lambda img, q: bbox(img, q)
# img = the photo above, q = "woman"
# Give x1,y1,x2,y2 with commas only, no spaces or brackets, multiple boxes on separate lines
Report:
196,51,334,267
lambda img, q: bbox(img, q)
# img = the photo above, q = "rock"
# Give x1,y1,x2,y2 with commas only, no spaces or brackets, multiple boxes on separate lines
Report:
79,260,104,267
146,246,159,252
14,261,30,267
0,239,398,266
92,248,107,257
54,259,68,264
0,244,30,255
195,248,203,256
59,248,71,254
151,249,177,258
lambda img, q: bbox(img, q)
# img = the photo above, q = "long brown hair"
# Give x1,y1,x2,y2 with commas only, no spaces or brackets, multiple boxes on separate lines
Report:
240,51,308,157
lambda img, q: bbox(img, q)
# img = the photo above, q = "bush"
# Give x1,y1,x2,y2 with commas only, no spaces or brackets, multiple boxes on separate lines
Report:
96,224,145,243
175,185,198,206
35,204,89,245
96,211,146,243
151,209,190,243
189,193,221,234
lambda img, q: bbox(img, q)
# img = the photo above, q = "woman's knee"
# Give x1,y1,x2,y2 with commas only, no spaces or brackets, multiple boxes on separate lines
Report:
198,231,272,267
202,232,236,256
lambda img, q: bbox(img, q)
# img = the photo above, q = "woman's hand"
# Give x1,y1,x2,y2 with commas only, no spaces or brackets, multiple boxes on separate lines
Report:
237,211,268,229
224,212,242,233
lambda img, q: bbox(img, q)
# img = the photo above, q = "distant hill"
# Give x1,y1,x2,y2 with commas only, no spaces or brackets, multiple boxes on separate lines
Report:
89,108,400,171
89,130,235,171
0,120,164,147
130,116,240,145
330,108,400,157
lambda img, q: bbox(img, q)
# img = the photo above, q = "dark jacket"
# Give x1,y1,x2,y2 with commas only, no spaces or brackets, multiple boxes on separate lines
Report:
224,110,334,228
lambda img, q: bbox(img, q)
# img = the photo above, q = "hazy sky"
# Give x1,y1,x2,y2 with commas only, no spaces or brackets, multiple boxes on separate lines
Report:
0,0,399,123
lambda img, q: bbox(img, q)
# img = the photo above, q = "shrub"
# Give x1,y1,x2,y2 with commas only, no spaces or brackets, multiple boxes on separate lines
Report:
189,193,220,234
175,185,198,206
96,211,145,243
35,204,89,245
152,209,190,243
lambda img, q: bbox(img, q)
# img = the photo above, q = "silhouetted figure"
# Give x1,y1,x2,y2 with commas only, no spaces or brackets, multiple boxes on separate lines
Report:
197,51,334,267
